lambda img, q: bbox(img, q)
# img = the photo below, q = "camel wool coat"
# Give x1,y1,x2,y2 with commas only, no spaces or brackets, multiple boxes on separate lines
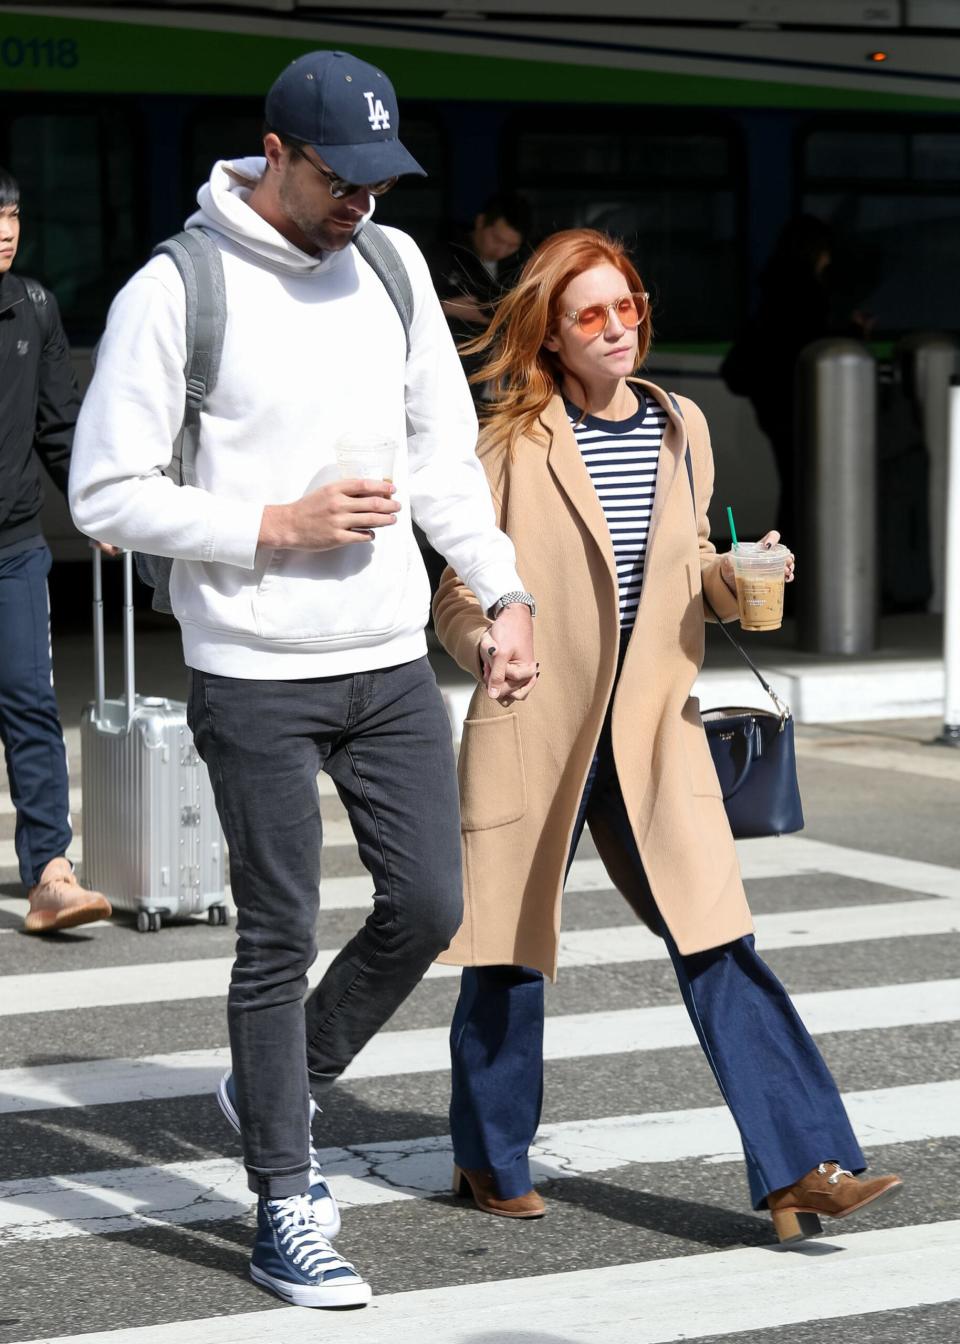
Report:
433,380,754,978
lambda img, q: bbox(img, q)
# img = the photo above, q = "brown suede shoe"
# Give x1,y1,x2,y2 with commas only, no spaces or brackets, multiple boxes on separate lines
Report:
453,1165,546,1219
24,858,112,934
767,1162,903,1243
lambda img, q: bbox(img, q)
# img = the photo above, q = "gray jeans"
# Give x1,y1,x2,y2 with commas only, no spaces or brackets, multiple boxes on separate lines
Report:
188,656,463,1198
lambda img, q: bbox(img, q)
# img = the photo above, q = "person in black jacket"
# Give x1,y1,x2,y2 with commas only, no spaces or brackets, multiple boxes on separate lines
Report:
0,165,111,933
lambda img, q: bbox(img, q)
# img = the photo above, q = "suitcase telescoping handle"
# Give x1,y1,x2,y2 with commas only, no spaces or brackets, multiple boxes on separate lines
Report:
92,546,136,731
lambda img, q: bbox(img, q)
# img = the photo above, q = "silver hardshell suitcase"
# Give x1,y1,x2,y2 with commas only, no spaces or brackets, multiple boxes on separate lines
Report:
80,550,228,932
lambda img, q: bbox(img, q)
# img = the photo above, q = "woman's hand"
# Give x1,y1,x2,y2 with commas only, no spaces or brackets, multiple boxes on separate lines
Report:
719,530,796,594
479,605,539,707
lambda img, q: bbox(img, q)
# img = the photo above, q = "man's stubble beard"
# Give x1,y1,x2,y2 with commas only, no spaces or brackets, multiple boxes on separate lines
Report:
279,178,353,255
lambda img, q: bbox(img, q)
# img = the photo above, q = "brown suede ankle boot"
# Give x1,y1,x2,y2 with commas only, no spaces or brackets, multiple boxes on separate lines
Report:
767,1162,902,1243
452,1165,546,1219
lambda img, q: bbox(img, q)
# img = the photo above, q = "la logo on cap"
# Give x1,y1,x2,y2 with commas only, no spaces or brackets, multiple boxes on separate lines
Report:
364,91,390,131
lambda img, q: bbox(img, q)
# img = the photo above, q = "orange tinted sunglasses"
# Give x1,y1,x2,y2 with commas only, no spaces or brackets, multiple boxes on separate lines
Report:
565,292,649,337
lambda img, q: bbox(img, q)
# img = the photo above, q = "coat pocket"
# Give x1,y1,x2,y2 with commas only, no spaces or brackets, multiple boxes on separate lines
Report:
458,713,527,830
681,696,723,799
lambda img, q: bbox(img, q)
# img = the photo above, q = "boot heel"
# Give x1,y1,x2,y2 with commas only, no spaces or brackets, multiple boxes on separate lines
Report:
452,1165,471,1198
772,1208,823,1244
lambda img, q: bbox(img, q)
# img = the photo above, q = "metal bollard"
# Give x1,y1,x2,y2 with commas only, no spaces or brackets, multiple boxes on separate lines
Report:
796,338,877,655
937,379,960,747
896,332,958,614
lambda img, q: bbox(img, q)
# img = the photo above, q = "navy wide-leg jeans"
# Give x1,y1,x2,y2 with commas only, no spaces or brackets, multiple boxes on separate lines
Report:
0,543,72,885
449,652,865,1210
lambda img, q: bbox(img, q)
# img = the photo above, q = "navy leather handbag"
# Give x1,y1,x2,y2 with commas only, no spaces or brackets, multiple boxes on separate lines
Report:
683,443,804,839
699,618,805,839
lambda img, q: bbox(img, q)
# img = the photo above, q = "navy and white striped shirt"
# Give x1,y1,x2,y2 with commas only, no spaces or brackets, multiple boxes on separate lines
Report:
566,388,667,629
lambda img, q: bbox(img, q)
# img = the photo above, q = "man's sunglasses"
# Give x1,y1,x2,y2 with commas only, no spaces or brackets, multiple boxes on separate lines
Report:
564,292,650,337
290,145,397,200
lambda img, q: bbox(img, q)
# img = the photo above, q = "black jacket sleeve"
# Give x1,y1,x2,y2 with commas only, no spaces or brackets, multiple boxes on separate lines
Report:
33,288,81,497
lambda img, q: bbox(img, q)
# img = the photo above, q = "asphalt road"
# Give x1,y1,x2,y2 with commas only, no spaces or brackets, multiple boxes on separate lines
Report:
1,638,958,1344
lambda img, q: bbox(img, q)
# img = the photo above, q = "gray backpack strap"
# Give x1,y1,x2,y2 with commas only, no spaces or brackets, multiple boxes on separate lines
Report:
354,222,413,358
152,228,226,486
135,229,225,613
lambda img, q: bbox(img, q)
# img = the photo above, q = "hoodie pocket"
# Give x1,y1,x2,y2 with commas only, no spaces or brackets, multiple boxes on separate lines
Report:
251,534,419,644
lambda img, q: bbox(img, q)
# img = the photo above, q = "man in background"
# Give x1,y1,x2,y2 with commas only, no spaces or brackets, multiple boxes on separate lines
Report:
0,166,111,934
431,192,530,393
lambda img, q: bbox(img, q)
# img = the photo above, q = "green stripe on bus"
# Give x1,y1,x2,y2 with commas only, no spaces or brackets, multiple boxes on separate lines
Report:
1,13,959,110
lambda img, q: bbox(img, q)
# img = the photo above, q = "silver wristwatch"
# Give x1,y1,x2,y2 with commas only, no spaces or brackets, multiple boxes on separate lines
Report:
491,590,537,618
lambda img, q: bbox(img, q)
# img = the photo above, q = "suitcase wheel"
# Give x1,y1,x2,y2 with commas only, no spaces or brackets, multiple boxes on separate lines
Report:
208,904,230,928
137,910,162,933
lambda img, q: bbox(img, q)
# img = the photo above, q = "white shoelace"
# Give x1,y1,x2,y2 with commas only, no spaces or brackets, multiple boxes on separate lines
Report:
818,1161,853,1186
268,1195,353,1276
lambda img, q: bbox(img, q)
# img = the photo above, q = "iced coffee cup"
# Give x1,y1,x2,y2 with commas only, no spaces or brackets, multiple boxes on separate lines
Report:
731,542,789,632
333,433,397,484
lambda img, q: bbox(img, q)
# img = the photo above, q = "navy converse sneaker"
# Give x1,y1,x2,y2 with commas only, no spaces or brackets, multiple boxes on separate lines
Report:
217,1070,341,1239
251,1194,370,1308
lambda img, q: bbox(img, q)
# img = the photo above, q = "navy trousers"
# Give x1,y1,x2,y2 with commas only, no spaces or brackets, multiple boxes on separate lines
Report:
0,542,72,886
449,650,865,1210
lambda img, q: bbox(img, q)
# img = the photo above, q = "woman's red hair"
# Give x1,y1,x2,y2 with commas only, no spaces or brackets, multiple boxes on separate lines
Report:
463,228,652,454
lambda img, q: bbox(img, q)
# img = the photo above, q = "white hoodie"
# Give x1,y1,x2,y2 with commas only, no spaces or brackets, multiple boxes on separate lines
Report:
69,158,522,677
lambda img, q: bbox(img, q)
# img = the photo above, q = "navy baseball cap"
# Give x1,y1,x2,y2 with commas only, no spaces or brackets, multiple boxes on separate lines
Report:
265,50,426,184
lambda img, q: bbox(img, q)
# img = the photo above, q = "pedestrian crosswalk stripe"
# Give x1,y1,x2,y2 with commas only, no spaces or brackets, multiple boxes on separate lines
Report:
0,857,637,922
0,1080,952,1243
0,856,643,924
12,1220,959,1344
4,897,958,1016
4,834,957,906
732,835,960,898
2,977,956,1114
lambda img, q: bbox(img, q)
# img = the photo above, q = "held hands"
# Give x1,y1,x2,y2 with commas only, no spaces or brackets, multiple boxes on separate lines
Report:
719,529,796,595
479,605,538,707
259,479,400,551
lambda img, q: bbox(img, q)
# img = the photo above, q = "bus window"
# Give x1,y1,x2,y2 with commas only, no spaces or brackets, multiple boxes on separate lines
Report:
507,114,744,343
3,105,140,345
186,104,263,197
801,123,960,335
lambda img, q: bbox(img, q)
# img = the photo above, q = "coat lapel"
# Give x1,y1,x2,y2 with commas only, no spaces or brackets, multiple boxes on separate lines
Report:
617,381,690,687
632,378,688,545
539,382,688,601
537,381,688,585
539,395,618,599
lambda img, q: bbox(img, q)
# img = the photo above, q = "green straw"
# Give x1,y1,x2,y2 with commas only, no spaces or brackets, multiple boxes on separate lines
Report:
726,506,739,547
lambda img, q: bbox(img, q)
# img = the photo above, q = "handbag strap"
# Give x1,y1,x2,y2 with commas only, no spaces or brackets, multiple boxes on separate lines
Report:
672,394,790,723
